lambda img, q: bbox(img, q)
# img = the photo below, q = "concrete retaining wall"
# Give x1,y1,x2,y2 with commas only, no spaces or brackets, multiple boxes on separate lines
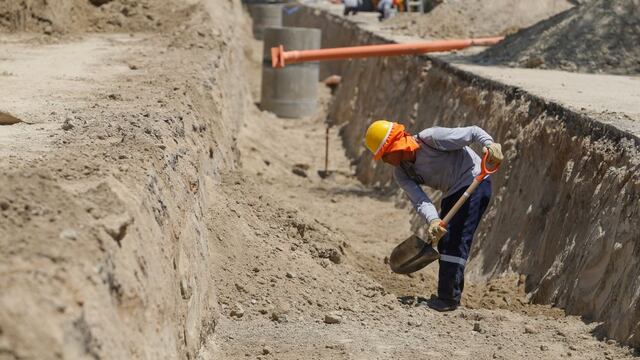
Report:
287,5,640,346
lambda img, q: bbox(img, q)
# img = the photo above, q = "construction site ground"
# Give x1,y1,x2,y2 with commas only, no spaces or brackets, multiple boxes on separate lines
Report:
1,0,639,359
205,36,637,359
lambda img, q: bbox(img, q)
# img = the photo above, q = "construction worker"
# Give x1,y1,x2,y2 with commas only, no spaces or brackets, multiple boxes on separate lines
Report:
364,120,503,311
343,0,361,16
377,0,394,21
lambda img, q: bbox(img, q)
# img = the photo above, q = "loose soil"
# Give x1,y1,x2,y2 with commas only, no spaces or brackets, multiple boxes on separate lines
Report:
0,0,192,34
1,0,639,358
381,0,573,39
474,0,640,75
203,35,636,359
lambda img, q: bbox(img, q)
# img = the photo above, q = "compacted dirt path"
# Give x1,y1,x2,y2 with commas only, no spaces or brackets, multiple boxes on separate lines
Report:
203,39,636,360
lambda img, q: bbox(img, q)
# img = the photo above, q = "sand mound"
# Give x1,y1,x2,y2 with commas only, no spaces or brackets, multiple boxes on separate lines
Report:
381,0,573,39
0,0,193,34
474,0,640,75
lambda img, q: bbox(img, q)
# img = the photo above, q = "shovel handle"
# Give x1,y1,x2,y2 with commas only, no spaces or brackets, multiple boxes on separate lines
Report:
433,151,500,246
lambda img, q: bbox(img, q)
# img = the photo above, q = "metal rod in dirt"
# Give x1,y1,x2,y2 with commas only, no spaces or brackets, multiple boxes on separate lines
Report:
271,37,504,68
324,126,329,173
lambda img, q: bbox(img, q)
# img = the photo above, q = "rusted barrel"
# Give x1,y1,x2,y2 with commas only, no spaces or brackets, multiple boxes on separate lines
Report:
248,4,283,40
260,27,321,118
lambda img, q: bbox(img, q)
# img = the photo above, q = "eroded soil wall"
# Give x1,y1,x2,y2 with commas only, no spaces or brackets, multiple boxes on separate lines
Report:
287,6,640,346
0,1,251,359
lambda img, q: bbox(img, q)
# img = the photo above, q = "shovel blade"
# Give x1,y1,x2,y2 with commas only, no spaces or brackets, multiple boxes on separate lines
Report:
389,234,440,274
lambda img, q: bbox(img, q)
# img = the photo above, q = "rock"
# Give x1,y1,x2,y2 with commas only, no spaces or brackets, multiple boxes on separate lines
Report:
293,163,310,170
59,229,78,241
43,25,53,35
262,346,272,355
230,303,244,318
569,345,577,351
270,302,290,323
473,322,484,333
524,325,539,334
540,344,549,351
286,272,296,279
89,0,113,6
318,247,342,264
291,167,307,178
270,312,288,323
324,313,342,324
61,118,74,131
523,56,545,69
322,74,341,87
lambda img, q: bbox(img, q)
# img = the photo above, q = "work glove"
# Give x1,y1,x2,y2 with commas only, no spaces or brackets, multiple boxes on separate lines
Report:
483,143,503,166
427,219,447,245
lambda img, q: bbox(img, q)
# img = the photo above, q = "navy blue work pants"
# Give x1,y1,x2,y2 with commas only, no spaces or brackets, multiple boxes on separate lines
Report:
437,178,492,303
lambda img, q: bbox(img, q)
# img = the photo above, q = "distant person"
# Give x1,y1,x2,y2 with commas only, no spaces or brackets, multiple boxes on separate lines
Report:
377,0,393,21
343,0,361,16
364,121,503,311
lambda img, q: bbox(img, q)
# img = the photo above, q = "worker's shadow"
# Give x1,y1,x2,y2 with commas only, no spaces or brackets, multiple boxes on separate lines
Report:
397,295,430,306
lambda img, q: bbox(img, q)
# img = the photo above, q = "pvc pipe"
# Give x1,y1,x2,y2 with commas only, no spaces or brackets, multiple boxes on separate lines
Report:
271,36,504,68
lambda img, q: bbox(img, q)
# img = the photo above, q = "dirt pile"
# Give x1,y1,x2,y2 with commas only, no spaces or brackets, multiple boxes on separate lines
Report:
0,0,192,34
381,0,573,39
474,0,640,74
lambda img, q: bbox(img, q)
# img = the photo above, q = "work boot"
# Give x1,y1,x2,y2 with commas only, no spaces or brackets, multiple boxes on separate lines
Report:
425,297,459,312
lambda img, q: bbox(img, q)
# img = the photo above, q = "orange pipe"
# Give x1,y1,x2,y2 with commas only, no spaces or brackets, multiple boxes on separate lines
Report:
271,37,504,68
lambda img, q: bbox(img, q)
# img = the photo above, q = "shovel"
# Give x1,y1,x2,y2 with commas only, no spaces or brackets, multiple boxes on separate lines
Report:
389,151,500,274
317,126,334,179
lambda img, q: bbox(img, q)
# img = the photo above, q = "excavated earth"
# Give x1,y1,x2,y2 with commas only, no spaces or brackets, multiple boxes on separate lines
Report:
382,0,573,39
0,0,639,359
474,0,640,75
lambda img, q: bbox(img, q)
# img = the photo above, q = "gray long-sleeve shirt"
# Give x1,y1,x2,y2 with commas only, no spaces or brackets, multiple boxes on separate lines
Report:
393,126,494,223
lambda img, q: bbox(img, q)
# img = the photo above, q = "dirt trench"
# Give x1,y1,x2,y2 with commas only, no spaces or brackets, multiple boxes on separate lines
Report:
286,3,640,348
0,0,638,359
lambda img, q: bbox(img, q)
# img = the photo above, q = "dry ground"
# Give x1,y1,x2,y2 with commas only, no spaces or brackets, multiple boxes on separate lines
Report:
0,0,638,359
201,37,636,360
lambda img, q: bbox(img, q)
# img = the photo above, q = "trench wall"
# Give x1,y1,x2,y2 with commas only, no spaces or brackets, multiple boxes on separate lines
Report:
287,6,640,346
0,2,251,359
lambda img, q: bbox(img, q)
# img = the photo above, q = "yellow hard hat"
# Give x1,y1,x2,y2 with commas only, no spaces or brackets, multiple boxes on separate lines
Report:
365,120,394,159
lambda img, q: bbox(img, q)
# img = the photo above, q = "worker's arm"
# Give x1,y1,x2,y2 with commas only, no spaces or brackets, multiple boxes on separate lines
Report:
393,167,439,223
419,126,494,151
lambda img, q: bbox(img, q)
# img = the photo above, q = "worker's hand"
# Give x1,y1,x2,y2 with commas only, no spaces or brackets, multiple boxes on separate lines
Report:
483,143,503,166
427,219,447,244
